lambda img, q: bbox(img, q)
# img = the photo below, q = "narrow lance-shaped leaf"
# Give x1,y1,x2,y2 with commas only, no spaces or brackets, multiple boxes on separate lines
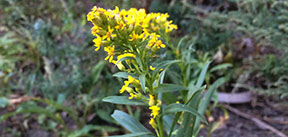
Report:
103,96,147,106
163,114,178,135
193,78,226,135
163,103,207,124
91,61,105,84
109,132,153,137
155,84,188,93
176,62,210,137
139,74,146,93
111,110,153,137
135,56,143,70
168,112,181,137
186,83,205,104
113,72,137,79
115,57,134,65
196,61,210,87
209,63,232,73
152,60,181,76
68,125,119,137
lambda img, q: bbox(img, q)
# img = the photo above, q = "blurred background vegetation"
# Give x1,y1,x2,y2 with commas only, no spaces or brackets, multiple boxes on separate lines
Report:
0,0,287,136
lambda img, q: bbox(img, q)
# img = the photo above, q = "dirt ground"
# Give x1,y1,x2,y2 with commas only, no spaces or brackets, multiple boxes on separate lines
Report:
199,97,288,137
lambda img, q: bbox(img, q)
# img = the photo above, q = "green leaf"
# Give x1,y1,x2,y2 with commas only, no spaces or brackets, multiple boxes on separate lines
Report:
209,63,232,73
176,62,211,137
91,61,105,84
163,115,177,135
68,125,119,137
116,57,135,65
32,98,80,127
135,56,143,70
139,74,146,93
96,109,115,123
57,94,66,105
0,97,9,108
103,96,147,106
159,61,176,85
155,84,188,93
159,68,167,84
153,60,181,75
113,72,137,79
109,132,153,137
0,111,17,122
193,78,226,135
163,103,207,124
176,36,188,51
186,83,205,104
196,62,210,87
0,105,64,126
162,92,178,104
111,110,152,136
168,112,181,137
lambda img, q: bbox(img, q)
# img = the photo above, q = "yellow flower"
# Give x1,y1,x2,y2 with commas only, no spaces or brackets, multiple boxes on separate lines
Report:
91,25,100,36
104,45,115,62
112,60,125,70
113,6,119,14
127,75,140,85
111,53,135,70
119,9,128,18
148,39,157,48
152,25,159,31
149,105,160,118
115,20,126,30
155,40,166,49
142,29,150,40
129,31,139,41
87,6,97,22
147,33,161,47
150,33,160,40
149,118,157,129
149,94,155,106
120,81,129,93
93,35,102,51
117,53,136,60
129,93,137,99
103,26,116,41
150,65,155,71
119,76,139,93
156,13,169,23
164,21,178,33
125,87,134,93
126,15,136,26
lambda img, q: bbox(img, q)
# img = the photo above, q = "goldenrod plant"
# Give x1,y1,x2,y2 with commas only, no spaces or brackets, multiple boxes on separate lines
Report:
87,6,225,137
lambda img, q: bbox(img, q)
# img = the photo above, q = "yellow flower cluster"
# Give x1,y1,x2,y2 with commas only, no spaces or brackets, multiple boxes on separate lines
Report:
148,94,161,129
119,76,142,99
87,6,177,67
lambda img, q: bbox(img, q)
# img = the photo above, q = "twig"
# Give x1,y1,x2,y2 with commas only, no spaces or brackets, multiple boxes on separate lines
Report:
224,105,287,137
263,117,288,125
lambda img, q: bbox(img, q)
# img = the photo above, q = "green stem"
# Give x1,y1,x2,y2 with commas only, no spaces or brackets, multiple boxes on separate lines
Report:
157,116,164,137
83,104,89,126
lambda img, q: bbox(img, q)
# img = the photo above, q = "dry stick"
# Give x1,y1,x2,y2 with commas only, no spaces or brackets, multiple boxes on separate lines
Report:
263,117,288,125
224,105,287,137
